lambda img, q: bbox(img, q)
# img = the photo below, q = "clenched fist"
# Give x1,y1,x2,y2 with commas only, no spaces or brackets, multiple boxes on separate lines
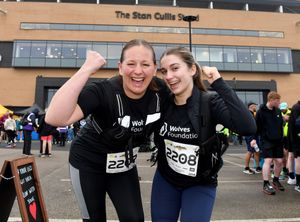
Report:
202,66,221,85
80,50,107,75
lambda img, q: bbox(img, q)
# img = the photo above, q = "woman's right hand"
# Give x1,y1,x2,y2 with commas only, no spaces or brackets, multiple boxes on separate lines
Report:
80,50,107,75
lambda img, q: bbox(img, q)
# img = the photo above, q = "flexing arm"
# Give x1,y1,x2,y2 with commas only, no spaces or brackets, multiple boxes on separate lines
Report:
202,66,256,135
45,51,106,126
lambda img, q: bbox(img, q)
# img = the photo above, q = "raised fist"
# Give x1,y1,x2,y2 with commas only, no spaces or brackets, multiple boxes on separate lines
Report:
202,66,221,84
81,50,107,75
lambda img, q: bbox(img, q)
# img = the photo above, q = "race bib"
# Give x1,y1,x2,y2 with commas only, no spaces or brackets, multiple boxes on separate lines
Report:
164,139,199,177
106,147,139,173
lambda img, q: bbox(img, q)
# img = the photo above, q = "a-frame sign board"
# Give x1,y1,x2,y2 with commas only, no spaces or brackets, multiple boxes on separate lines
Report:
0,156,48,222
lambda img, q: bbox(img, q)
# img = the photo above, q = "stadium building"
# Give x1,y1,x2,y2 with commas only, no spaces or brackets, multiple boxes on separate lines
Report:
0,0,300,111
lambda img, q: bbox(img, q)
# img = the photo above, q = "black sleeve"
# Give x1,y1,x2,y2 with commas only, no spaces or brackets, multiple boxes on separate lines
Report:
210,78,257,136
37,115,45,133
254,109,261,138
288,104,300,148
77,80,106,118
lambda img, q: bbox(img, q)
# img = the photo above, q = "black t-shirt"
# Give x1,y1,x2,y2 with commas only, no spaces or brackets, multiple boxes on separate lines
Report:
156,102,213,188
69,78,161,173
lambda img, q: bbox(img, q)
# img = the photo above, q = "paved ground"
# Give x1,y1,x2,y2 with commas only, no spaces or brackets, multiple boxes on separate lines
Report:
0,141,300,221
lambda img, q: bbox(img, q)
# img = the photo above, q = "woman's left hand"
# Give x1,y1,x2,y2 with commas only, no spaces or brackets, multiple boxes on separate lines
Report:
202,66,221,84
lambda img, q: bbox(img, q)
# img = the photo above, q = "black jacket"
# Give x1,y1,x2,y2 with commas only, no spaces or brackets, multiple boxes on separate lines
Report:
288,101,300,149
155,78,257,188
255,103,283,147
187,78,257,138
38,114,57,136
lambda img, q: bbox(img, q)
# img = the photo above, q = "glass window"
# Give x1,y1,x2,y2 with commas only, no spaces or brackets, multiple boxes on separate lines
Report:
158,27,174,33
236,92,246,103
93,43,107,56
277,49,291,64
175,27,186,34
20,23,35,30
206,29,220,35
46,41,62,59
12,40,292,72
245,91,263,106
264,48,277,64
109,25,123,32
153,44,166,64
50,24,65,30
94,25,109,31
79,24,94,31
236,91,263,107
107,44,122,59
209,47,223,62
35,23,50,30
31,42,47,58
219,29,233,35
223,47,237,63
192,29,206,34
45,88,58,109
237,47,251,63
195,47,209,62
250,48,264,64
77,42,92,59
140,26,156,33
245,30,259,37
15,42,31,57
233,30,246,36
259,31,284,38
65,24,80,30
19,22,285,39
123,26,139,32
61,42,77,59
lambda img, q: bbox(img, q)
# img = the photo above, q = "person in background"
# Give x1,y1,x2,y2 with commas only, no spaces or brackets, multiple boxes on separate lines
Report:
15,116,23,142
38,110,57,157
67,124,75,143
218,127,229,149
57,126,68,146
151,47,256,222
22,108,39,155
288,100,300,192
279,102,291,180
4,113,16,148
0,111,9,144
243,102,261,175
251,92,285,195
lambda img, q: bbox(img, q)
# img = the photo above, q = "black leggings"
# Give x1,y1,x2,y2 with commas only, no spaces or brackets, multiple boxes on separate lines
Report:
6,130,15,144
70,164,144,222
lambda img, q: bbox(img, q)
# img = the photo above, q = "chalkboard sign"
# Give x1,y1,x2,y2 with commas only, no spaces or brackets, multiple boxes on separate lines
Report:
0,156,48,222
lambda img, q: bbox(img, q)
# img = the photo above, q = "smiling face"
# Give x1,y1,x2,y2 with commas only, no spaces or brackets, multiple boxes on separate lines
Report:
160,54,196,104
118,45,157,99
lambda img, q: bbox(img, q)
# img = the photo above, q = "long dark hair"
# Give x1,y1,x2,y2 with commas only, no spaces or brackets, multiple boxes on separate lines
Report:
120,39,158,91
160,47,206,92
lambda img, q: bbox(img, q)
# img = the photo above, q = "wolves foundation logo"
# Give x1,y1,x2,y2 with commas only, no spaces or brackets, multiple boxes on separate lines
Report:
159,122,168,136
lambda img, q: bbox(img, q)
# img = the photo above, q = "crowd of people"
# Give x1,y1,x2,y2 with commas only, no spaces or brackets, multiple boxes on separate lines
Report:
1,38,299,221
238,95,300,195
0,109,81,157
